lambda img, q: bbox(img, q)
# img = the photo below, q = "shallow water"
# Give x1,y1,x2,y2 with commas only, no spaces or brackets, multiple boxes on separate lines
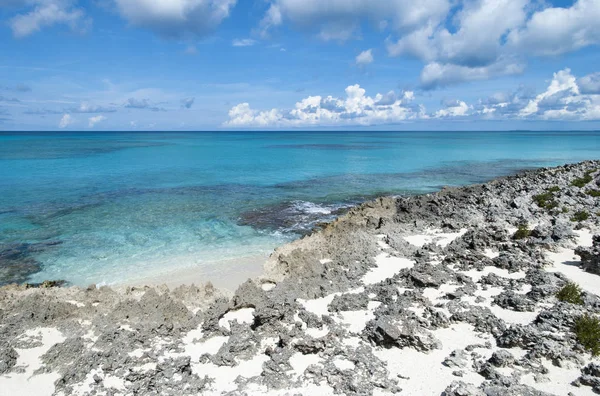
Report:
0,131,598,286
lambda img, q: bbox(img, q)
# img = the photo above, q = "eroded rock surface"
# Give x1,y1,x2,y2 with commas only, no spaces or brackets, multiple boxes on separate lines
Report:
1,161,600,395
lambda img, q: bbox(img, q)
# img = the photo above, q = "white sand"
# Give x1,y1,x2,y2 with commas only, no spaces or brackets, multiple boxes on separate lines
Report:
332,357,355,371
182,325,229,361
218,307,256,331
261,282,277,291
520,358,594,396
404,229,468,248
193,353,270,394
483,248,500,259
545,229,600,296
0,328,65,396
374,323,492,395
361,253,414,285
288,352,323,380
297,293,339,317
460,266,526,283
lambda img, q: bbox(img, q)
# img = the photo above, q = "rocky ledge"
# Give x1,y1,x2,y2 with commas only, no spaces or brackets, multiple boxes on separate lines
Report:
1,160,600,396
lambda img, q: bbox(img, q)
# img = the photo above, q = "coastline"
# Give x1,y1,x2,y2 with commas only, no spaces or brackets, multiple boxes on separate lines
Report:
1,160,600,395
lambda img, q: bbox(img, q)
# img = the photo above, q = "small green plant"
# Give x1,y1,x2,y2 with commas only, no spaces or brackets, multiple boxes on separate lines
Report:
562,207,570,213
574,314,600,357
556,282,584,305
547,186,561,193
571,170,595,188
513,223,531,240
587,189,600,197
533,192,558,209
571,210,590,222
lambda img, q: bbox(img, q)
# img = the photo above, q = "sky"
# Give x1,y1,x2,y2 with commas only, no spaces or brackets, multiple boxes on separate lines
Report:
0,0,599,131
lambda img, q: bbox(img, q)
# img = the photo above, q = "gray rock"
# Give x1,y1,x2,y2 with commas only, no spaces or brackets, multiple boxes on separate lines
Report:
363,316,441,352
0,342,17,374
576,235,600,275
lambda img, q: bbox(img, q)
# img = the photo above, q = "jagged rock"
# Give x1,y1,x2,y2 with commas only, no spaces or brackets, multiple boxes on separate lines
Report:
329,292,369,312
576,363,600,393
493,291,536,312
576,235,600,275
0,342,17,374
443,349,469,369
488,350,515,367
443,381,486,396
363,316,441,352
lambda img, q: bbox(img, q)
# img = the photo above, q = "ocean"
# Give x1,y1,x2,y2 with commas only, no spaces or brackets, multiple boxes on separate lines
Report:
1,130,599,287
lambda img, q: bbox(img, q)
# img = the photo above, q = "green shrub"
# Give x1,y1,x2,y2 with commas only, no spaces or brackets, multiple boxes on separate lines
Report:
571,210,590,222
562,207,570,213
556,282,584,305
574,314,600,357
547,186,561,193
513,224,531,240
571,171,595,188
587,189,600,197
533,192,557,209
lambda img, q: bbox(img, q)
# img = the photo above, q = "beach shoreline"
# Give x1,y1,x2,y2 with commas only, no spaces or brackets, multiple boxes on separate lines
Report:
1,160,600,395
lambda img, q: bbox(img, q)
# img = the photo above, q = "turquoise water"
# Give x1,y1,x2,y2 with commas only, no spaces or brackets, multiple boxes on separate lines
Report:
0,131,599,286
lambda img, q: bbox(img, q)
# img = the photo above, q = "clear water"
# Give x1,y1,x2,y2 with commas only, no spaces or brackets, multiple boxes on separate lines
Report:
0,131,599,286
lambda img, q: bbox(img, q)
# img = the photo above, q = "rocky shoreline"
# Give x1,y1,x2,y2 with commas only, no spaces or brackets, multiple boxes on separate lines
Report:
1,160,600,395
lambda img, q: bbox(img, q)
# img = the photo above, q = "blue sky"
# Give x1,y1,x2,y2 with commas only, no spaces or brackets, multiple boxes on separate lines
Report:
0,0,599,131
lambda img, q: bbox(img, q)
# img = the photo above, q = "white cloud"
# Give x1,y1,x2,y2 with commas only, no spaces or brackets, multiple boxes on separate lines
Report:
113,0,237,38
225,69,600,128
232,38,257,47
420,61,525,89
8,0,89,38
388,0,528,66
226,84,424,128
435,100,470,118
88,115,106,128
355,49,374,67
384,0,600,88
259,0,450,40
517,68,600,120
578,72,600,95
508,0,600,56
59,113,73,128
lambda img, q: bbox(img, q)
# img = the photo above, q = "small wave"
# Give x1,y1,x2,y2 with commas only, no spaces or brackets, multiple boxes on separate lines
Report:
239,200,354,236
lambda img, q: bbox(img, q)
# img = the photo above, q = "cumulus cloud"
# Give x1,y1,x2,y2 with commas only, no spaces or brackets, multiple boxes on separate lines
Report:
232,38,257,47
88,115,106,128
225,84,423,127
6,0,90,38
473,69,600,121
225,69,600,127
517,68,600,120
58,113,73,128
384,0,600,88
259,0,450,40
507,0,600,56
355,49,374,67
435,99,470,118
388,0,528,66
112,0,237,38
579,72,600,95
